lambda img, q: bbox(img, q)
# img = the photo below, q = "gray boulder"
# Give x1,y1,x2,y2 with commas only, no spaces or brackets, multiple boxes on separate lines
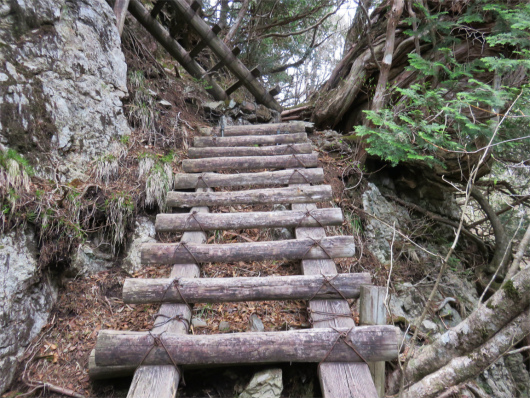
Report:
0,230,56,394
0,0,130,181
123,217,157,275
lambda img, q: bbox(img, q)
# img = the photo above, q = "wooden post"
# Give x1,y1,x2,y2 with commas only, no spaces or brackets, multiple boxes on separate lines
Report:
292,195,379,396
168,0,282,111
359,285,387,397
128,0,228,101
126,189,208,397
113,0,131,35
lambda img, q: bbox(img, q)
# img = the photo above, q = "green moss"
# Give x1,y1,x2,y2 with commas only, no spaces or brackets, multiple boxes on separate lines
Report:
486,301,496,310
502,279,520,300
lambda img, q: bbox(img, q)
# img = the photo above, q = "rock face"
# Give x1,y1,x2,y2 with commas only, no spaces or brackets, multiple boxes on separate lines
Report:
0,0,130,393
239,368,283,398
362,183,411,265
0,230,56,394
123,217,157,275
0,0,130,181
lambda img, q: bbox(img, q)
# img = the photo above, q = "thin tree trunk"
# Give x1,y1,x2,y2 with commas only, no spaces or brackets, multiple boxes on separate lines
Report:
387,265,530,394
401,310,530,398
371,0,404,111
505,222,530,280
224,0,250,44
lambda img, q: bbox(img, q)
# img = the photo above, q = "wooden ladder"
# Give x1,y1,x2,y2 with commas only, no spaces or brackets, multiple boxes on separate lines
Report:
117,0,282,111
89,121,394,398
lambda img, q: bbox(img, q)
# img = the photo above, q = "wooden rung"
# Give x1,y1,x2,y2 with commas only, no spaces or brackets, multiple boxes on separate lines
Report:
95,326,398,369
225,80,244,96
191,0,201,12
156,207,342,232
188,143,312,158
269,85,281,96
226,67,261,96
194,133,308,148
141,235,354,264
189,24,222,57
209,47,241,74
123,273,371,304
200,121,314,137
182,153,318,173
174,168,324,189
150,1,165,18
167,185,331,207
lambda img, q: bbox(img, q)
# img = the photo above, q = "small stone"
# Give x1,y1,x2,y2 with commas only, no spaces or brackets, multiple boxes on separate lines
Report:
192,318,208,328
0,73,8,82
256,105,272,122
421,319,438,332
158,100,172,108
203,101,224,112
219,321,230,332
239,368,283,398
240,101,256,114
147,89,158,97
248,314,265,332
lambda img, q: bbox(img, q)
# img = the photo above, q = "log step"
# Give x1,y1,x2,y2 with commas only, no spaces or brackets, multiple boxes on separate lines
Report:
123,273,371,304
194,133,308,148
174,168,324,189
188,143,312,159
156,208,342,232
141,236,355,264
182,153,318,173
95,326,399,369
167,185,332,207
199,121,313,137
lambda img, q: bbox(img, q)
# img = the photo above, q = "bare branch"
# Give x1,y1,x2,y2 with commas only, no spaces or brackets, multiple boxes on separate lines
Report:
259,3,343,39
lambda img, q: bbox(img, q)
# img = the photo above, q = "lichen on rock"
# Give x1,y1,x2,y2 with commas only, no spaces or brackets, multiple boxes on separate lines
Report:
0,229,57,394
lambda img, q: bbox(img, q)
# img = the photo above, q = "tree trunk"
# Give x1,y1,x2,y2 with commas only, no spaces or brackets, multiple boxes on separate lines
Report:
401,310,530,398
387,265,530,394
371,0,404,112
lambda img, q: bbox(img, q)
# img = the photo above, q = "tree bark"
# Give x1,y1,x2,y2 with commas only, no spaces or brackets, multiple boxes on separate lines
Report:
173,168,324,189
194,133,307,147
401,310,530,398
122,273,372,304
155,208,342,232
94,326,399,368
471,188,512,275
505,222,530,280
141,236,356,264
223,0,249,44
188,143,312,158
387,265,530,393
167,185,331,207
181,153,318,172
371,0,404,111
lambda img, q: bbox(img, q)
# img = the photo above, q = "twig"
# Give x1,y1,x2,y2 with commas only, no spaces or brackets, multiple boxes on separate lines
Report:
22,377,87,398
505,346,530,356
